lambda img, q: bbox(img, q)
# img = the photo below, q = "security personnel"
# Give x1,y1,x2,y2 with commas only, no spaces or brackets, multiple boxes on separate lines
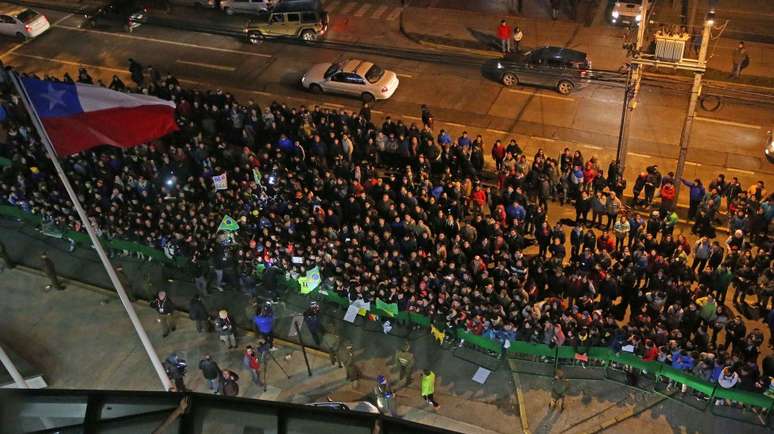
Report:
150,290,176,337
421,369,439,408
395,341,415,386
41,252,64,291
339,342,359,386
323,328,342,367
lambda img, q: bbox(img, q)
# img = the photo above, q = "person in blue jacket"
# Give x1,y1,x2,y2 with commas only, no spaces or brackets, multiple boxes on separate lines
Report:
680,178,705,221
254,303,276,350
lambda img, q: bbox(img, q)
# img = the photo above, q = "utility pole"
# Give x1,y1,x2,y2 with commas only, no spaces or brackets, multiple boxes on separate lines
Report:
673,14,713,203
616,0,648,168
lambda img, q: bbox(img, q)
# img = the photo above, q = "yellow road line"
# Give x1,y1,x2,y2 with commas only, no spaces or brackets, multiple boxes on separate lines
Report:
175,59,235,72
10,53,127,73
627,152,652,158
444,121,465,127
727,167,755,175
582,144,603,150
53,24,272,58
695,116,761,130
396,73,413,78
486,128,509,134
508,88,575,102
685,161,702,166
403,114,421,120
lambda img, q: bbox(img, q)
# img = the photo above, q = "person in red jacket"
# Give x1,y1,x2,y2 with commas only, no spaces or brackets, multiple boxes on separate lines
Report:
660,181,676,215
497,20,512,53
491,139,506,170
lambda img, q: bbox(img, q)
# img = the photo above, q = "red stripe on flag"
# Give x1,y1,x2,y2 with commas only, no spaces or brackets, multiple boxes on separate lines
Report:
41,105,178,156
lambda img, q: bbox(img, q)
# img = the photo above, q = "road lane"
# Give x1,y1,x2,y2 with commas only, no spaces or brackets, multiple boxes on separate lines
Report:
2,2,773,181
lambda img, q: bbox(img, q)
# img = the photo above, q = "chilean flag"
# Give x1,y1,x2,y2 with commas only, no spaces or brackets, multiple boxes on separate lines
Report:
20,77,178,156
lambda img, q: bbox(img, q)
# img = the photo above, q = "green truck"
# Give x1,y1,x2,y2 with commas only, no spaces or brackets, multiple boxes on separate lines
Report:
243,0,328,44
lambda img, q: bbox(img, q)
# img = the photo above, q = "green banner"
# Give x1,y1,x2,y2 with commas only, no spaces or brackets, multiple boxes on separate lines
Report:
376,298,398,317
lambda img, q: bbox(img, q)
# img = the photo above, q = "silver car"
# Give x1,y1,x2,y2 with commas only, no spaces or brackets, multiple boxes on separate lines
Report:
220,0,273,15
300,59,400,102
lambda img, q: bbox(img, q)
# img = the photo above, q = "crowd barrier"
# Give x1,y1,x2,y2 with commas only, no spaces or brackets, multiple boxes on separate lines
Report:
2,205,772,426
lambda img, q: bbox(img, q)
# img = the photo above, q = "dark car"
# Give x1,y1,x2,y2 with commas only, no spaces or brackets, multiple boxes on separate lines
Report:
78,0,151,30
483,46,592,95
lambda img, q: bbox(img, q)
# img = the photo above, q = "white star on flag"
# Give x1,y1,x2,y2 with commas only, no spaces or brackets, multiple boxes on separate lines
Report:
40,84,67,110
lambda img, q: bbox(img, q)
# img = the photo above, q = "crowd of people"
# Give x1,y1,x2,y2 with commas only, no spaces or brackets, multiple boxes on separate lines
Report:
0,62,773,403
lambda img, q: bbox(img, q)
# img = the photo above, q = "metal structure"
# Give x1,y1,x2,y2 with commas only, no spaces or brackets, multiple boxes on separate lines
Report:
617,0,715,203
3,388,460,434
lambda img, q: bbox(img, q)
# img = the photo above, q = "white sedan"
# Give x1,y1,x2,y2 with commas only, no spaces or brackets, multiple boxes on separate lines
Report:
0,7,49,40
301,59,400,102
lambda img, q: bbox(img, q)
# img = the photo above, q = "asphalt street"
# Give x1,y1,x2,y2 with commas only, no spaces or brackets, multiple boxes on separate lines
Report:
0,0,772,197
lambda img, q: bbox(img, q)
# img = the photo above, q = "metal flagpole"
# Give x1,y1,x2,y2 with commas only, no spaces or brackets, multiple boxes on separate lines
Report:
10,72,172,391
0,343,28,388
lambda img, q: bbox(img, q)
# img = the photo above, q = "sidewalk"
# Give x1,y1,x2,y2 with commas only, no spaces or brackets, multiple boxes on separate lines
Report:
399,5,774,89
0,266,519,433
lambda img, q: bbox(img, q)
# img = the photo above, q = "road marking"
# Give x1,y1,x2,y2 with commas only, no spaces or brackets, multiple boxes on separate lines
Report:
508,88,575,102
727,168,755,175
486,128,509,134
386,7,402,21
353,4,371,17
685,161,702,166
444,121,465,127
338,2,357,15
53,13,74,26
0,41,27,59
695,116,761,130
530,136,557,142
371,109,384,114
403,115,421,120
10,53,127,73
371,5,389,19
0,13,71,59
53,24,273,58
253,90,273,96
627,152,652,158
325,0,341,11
323,102,345,108
581,144,603,150
175,60,235,72
396,73,413,78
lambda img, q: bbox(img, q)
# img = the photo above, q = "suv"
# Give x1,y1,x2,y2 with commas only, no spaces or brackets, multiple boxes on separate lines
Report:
611,0,642,26
244,0,328,44
483,46,592,95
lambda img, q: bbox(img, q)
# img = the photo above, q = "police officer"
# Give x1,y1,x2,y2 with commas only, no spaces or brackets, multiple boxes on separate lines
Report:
374,375,397,416
323,326,342,367
339,341,359,386
0,239,15,271
303,301,323,346
395,341,415,386
41,252,64,291
150,290,176,337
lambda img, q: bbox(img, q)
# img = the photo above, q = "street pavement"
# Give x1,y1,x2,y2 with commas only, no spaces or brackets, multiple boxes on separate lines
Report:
0,1,772,209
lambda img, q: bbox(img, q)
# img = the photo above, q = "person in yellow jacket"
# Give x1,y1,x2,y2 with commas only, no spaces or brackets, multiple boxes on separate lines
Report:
421,369,440,408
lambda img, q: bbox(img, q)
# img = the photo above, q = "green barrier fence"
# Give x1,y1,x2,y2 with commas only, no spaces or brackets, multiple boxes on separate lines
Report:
2,204,772,424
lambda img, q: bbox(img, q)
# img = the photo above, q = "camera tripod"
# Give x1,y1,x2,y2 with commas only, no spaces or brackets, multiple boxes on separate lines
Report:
261,348,291,392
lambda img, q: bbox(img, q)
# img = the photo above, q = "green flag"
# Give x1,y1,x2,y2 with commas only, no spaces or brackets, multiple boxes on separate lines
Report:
218,215,239,232
252,168,262,185
305,266,321,292
376,298,398,317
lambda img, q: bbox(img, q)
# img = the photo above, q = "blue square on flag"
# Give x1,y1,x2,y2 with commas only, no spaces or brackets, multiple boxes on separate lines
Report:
22,78,83,118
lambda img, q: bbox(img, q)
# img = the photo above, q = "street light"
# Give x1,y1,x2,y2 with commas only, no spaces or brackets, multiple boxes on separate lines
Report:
705,10,715,26
765,131,774,164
